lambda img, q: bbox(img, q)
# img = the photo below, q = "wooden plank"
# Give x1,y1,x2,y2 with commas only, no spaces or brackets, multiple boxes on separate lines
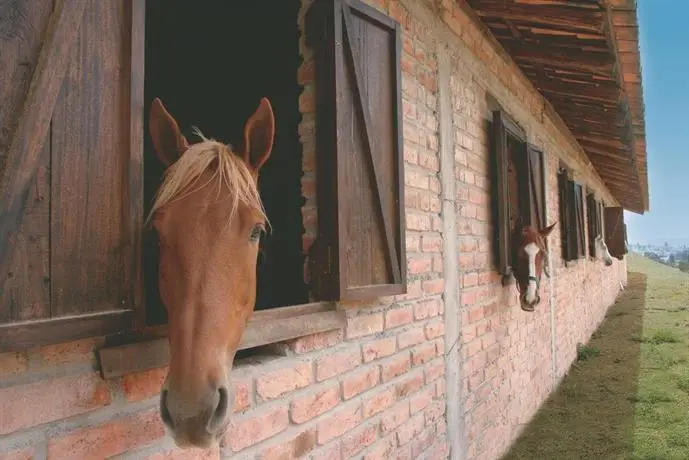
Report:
0,0,89,278
341,4,401,285
0,309,132,352
98,303,345,379
0,140,51,323
50,0,132,316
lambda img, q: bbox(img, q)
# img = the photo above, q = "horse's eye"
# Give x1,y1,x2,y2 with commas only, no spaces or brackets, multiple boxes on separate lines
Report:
249,224,264,243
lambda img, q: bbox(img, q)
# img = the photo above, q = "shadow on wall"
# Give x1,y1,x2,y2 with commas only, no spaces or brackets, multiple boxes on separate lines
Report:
500,270,647,459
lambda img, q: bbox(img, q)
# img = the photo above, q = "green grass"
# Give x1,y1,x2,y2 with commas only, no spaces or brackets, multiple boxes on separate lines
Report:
502,254,689,460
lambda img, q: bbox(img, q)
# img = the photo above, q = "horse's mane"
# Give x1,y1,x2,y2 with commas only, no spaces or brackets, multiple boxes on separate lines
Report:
146,128,266,227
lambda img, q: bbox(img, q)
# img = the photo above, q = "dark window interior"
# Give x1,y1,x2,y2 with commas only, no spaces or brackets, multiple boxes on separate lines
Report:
143,0,308,325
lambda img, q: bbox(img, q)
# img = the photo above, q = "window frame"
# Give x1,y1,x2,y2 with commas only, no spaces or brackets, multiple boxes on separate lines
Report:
491,108,547,281
1,0,406,382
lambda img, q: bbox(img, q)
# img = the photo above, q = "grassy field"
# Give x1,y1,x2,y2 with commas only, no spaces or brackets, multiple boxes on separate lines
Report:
502,254,689,460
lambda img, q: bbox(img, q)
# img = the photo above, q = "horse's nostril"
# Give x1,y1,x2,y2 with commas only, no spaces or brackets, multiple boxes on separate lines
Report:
160,390,173,429
207,386,229,433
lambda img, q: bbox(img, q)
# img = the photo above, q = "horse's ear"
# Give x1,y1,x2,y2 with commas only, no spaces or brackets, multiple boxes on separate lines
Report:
541,221,557,238
149,98,189,167
242,97,275,174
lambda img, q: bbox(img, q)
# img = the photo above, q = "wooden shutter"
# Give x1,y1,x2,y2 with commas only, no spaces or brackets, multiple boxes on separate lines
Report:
558,168,574,261
492,111,511,276
604,206,626,259
586,193,597,257
305,0,406,301
0,0,144,351
526,144,546,230
573,183,585,258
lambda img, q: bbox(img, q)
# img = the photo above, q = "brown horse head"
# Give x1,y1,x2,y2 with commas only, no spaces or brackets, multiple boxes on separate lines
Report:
147,97,274,448
511,218,557,312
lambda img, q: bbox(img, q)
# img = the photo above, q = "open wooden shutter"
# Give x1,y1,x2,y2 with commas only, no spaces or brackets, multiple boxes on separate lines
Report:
0,0,144,351
492,111,511,276
526,144,546,230
305,0,406,301
586,192,597,257
573,183,585,258
604,206,626,260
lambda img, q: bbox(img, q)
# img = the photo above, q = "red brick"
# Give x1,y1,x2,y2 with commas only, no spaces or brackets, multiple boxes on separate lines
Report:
0,351,27,378
362,337,397,362
315,349,361,382
317,403,361,444
408,255,432,274
425,400,446,423
122,367,167,403
363,434,396,460
225,405,289,452
346,314,384,339
299,86,315,113
413,299,439,320
259,429,317,460
385,305,413,329
463,272,478,287
396,370,425,398
341,422,378,458
284,329,343,354
380,400,410,435
410,387,434,413
364,385,397,419
39,338,101,365
398,326,426,349
342,366,379,399
48,409,164,459
421,234,442,252
0,448,33,460
291,383,340,423
397,413,425,445
146,445,220,460
425,319,445,339
297,60,314,85
381,353,411,382
233,377,252,413
256,361,312,401
0,373,110,435
422,278,444,294
411,344,437,372
425,358,445,383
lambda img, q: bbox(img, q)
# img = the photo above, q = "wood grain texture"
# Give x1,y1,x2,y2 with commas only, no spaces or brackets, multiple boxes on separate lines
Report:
306,0,406,301
50,0,131,316
0,0,89,279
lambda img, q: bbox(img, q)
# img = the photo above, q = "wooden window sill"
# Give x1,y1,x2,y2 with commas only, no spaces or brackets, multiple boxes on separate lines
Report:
97,302,345,379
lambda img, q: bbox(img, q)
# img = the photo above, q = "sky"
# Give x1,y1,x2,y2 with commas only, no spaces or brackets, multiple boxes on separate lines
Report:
624,0,689,246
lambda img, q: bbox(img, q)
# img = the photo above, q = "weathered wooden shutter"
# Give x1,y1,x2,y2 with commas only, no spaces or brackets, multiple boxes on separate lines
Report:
605,206,626,259
305,0,406,301
573,183,585,258
586,192,597,256
526,144,546,230
492,111,511,276
558,168,574,261
0,0,144,351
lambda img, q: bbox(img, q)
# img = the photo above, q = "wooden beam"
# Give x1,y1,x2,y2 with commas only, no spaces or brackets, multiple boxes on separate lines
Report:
0,0,89,276
98,302,346,379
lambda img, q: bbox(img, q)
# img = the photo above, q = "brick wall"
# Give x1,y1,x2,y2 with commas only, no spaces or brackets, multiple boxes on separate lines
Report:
0,0,629,459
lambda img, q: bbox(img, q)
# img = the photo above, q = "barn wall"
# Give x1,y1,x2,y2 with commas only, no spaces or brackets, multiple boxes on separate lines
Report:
0,0,628,459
